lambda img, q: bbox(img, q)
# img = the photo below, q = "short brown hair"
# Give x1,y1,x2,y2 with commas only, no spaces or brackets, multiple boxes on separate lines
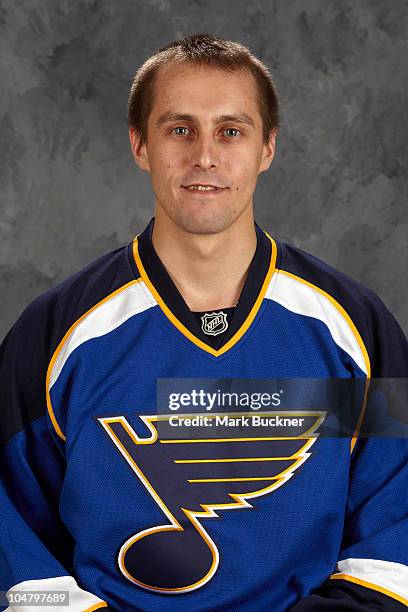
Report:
127,32,280,145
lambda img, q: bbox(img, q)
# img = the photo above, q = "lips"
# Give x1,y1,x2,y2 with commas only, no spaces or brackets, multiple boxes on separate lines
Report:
181,183,228,193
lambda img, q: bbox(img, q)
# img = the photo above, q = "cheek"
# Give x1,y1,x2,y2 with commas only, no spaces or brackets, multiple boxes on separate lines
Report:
150,151,178,183
224,150,258,185
160,148,184,172
225,163,254,193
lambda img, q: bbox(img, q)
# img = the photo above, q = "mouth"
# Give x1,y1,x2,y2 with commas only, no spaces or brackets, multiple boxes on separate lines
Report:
181,183,228,195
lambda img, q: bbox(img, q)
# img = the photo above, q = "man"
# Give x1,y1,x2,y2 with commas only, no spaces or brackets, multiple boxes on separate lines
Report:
1,33,407,611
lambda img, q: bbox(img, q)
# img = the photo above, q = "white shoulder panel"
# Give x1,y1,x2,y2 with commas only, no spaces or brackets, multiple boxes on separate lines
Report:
49,280,157,390
265,271,368,375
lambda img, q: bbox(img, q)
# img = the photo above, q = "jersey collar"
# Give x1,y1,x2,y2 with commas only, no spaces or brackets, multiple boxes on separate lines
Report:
132,217,277,357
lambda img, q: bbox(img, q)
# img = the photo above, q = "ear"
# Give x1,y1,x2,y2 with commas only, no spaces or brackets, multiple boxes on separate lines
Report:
129,127,150,172
259,128,278,174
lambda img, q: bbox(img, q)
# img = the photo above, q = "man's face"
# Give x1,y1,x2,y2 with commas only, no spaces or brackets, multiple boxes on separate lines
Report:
130,62,277,234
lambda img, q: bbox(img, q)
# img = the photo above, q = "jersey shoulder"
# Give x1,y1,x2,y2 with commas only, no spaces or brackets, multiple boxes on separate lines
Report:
274,238,408,377
0,242,139,443
10,241,138,344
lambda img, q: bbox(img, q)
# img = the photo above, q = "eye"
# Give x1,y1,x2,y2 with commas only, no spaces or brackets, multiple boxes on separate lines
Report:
224,127,241,137
172,126,191,136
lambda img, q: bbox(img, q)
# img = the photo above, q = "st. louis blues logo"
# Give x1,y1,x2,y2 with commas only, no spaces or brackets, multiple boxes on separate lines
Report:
98,412,323,594
201,311,228,336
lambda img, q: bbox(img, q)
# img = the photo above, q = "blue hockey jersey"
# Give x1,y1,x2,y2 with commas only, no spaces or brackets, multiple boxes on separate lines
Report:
1,218,408,611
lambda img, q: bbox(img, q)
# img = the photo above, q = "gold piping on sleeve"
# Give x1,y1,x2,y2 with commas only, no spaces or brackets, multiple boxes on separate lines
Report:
82,603,108,612
330,573,408,606
83,601,108,612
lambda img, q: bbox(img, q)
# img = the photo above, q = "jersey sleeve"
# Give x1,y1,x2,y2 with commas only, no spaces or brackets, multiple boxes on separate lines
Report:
289,293,408,610
0,295,108,611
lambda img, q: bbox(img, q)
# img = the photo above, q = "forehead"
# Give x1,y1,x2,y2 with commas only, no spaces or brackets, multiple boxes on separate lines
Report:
150,62,260,123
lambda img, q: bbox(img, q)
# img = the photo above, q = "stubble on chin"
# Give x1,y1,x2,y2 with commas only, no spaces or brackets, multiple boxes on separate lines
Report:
168,203,239,235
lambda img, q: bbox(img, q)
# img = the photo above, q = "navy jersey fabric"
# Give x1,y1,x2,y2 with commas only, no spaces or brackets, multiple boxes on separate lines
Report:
1,218,408,611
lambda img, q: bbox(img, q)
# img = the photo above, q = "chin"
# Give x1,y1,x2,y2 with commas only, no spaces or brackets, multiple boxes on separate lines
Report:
171,207,238,235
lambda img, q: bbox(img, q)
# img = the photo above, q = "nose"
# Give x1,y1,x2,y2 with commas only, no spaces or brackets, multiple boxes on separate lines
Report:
190,134,219,169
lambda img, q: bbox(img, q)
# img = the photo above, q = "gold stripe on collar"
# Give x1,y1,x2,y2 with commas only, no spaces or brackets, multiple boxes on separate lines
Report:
132,232,277,358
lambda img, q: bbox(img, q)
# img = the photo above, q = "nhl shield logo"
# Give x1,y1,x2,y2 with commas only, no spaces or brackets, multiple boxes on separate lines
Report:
201,311,228,336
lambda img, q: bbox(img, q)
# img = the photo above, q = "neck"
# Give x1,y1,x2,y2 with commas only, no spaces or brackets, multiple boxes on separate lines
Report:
151,207,257,312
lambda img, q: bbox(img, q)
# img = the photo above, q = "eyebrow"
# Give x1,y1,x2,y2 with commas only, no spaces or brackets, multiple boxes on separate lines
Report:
155,111,256,129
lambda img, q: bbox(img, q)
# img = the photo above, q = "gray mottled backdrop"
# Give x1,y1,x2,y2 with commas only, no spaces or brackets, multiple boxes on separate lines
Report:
1,0,407,340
